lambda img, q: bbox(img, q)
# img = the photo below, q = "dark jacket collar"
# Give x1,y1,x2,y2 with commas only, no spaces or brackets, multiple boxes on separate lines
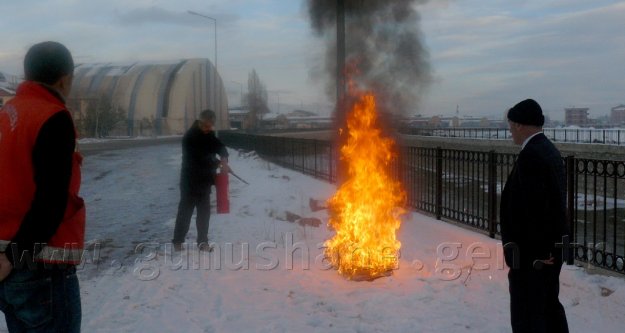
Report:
522,132,545,150
527,132,546,145
188,120,215,136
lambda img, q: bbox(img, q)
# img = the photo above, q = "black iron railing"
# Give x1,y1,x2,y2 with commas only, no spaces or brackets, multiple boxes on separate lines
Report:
219,131,625,274
571,159,625,272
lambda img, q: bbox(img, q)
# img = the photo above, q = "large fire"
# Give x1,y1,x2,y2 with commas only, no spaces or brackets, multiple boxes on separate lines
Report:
325,91,406,280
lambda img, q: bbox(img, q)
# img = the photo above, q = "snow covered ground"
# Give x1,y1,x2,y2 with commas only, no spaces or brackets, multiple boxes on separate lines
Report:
2,142,624,332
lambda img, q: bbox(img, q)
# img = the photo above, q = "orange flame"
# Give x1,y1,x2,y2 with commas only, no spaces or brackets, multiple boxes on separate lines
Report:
325,91,406,280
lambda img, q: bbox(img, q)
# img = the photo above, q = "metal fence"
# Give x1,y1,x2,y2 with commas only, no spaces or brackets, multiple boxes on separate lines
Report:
400,127,625,145
220,134,338,183
571,159,625,272
219,131,625,274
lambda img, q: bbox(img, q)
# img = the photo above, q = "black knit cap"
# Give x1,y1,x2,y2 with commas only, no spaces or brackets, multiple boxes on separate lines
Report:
507,98,544,126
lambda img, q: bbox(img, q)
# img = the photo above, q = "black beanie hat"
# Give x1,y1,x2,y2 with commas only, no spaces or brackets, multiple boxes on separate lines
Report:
507,99,544,126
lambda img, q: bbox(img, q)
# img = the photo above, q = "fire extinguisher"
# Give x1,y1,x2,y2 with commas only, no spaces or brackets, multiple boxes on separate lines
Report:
215,168,229,214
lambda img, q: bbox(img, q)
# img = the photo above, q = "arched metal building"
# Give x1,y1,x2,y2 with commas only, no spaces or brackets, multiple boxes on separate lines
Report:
70,58,228,136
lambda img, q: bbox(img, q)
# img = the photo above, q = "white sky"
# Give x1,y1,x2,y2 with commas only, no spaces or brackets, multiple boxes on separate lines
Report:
1,0,624,120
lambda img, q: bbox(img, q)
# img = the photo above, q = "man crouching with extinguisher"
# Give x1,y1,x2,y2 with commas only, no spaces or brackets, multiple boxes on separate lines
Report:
172,109,229,252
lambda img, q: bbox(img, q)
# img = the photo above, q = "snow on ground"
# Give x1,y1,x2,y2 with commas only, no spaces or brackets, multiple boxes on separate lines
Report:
2,143,624,333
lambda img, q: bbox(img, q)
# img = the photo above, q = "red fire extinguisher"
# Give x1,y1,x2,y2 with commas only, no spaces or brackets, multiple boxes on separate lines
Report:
215,169,229,214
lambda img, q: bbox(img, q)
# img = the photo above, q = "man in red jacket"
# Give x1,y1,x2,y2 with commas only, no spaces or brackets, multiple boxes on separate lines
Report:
0,41,84,332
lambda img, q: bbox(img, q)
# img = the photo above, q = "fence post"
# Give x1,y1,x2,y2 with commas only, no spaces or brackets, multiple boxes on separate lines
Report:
291,139,296,169
488,150,498,238
313,140,318,178
436,147,443,220
281,136,287,165
301,139,306,172
566,155,576,265
329,144,334,183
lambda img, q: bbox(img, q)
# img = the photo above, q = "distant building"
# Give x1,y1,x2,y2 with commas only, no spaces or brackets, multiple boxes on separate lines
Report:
228,107,331,130
260,113,289,129
451,116,460,127
429,116,442,128
406,118,429,128
262,110,331,129
287,109,317,118
0,71,19,90
565,107,590,127
402,115,506,129
480,117,493,127
610,104,625,126
228,106,249,129
0,87,15,107
69,59,228,136
0,71,19,108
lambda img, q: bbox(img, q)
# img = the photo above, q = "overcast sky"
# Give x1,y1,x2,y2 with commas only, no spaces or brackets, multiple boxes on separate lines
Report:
1,0,623,120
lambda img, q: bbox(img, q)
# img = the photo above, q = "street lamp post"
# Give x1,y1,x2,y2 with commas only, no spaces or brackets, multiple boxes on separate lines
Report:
188,10,218,124
269,90,281,114
231,80,244,108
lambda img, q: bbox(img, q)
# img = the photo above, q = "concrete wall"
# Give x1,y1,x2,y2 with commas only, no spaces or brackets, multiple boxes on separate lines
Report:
265,130,624,160
402,136,625,160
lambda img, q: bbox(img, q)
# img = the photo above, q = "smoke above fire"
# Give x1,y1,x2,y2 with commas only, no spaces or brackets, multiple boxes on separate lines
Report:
307,0,432,116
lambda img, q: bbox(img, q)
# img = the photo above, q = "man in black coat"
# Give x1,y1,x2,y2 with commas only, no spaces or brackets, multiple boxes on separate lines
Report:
500,99,570,332
172,109,228,251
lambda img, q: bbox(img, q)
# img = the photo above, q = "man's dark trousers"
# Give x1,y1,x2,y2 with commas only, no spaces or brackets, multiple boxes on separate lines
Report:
172,190,210,245
508,263,569,333
0,266,81,332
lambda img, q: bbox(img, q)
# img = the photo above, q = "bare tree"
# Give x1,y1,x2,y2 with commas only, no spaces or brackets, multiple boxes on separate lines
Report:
245,69,269,130
79,95,126,138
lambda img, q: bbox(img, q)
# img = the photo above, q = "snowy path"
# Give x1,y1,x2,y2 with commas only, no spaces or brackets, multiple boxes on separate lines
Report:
2,143,624,332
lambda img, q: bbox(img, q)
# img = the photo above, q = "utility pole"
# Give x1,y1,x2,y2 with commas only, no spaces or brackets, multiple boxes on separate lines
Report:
336,0,347,184
188,10,218,126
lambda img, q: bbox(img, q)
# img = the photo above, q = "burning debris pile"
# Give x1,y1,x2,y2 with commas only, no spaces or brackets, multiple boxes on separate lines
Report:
307,0,431,280
324,90,407,280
